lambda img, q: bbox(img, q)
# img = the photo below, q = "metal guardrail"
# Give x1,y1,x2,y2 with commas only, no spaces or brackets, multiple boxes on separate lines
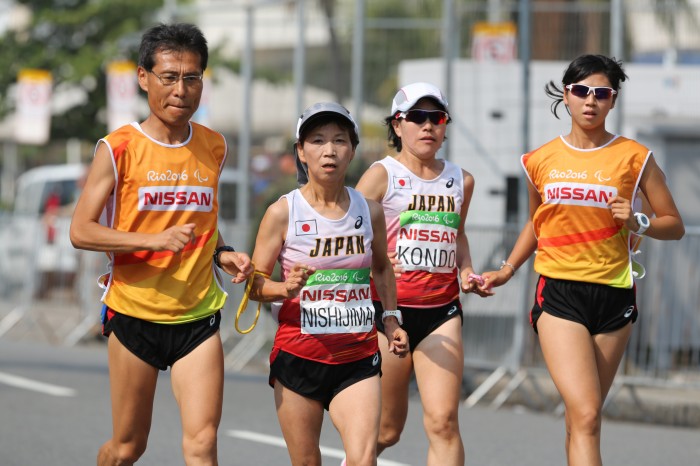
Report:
460,224,700,411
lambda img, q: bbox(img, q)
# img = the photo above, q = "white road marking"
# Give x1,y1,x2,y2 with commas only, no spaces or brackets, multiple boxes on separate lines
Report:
0,371,76,397
226,430,411,466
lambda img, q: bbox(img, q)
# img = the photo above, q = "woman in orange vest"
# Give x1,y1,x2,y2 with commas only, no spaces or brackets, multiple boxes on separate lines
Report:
479,54,685,466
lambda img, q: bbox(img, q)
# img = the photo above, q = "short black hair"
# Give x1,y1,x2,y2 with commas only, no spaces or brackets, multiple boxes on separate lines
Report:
138,23,208,72
545,54,628,119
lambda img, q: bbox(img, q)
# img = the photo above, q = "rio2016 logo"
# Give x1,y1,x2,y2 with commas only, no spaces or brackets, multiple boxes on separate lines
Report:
147,169,188,181
549,168,587,180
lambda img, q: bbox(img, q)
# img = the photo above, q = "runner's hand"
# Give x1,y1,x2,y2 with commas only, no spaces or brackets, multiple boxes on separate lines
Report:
151,223,196,253
607,196,635,229
384,320,409,357
219,251,254,284
284,264,316,298
460,269,494,297
388,251,404,279
479,268,512,293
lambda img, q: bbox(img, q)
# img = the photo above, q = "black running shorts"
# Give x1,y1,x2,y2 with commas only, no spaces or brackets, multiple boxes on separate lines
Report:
102,307,221,371
269,350,381,410
530,275,637,335
374,299,463,353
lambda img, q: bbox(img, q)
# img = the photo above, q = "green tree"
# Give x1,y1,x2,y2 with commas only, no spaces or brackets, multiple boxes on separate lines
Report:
0,0,186,143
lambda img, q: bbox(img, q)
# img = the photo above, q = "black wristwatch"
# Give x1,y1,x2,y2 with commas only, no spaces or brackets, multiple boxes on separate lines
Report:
213,245,235,268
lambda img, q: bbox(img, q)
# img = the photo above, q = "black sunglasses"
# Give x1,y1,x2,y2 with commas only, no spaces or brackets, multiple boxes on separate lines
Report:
565,84,617,100
396,109,450,125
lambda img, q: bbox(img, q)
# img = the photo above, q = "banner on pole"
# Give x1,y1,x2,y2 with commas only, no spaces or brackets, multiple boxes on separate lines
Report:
15,69,52,145
107,61,137,132
472,22,517,63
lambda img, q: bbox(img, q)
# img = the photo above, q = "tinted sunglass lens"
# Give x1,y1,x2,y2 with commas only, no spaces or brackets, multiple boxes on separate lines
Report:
405,110,448,125
405,110,429,124
430,112,449,125
570,84,590,98
593,88,613,99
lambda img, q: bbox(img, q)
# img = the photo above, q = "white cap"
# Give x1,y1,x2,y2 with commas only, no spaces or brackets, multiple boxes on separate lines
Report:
391,82,449,115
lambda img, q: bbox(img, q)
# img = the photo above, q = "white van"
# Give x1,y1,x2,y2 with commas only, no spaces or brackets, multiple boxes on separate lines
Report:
0,164,86,297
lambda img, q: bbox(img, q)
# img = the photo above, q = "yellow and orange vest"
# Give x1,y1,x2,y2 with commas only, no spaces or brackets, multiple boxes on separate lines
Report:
100,122,228,323
522,136,649,288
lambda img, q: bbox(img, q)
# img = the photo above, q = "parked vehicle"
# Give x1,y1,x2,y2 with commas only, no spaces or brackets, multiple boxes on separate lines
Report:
0,164,86,297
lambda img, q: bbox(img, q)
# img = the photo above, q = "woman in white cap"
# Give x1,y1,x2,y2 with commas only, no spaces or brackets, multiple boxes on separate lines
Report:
248,102,409,466
356,83,484,465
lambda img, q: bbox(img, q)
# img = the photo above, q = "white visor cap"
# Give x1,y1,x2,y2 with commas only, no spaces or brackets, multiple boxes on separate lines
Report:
390,82,449,115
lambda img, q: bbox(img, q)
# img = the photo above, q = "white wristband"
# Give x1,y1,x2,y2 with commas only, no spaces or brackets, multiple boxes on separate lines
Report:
381,310,403,326
500,261,516,275
633,212,650,236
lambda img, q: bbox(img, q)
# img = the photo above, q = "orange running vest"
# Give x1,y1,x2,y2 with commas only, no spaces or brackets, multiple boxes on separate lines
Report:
100,122,228,323
522,136,650,288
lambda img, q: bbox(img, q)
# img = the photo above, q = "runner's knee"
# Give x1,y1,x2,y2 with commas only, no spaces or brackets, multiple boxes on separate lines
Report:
345,446,377,466
112,440,148,464
182,425,218,459
378,423,403,448
566,405,602,437
423,408,460,440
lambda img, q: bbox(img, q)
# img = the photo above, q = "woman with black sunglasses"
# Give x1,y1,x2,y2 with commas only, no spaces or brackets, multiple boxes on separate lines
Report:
356,82,486,465
478,54,685,465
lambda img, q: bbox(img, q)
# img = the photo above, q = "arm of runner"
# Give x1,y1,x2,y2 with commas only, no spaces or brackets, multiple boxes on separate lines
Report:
356,163,406,277
354,163,389,203
480,181,540,292
455,169,492,297
630,155,684,240
248,198,316,302
368,199,408,357
214,235,254,284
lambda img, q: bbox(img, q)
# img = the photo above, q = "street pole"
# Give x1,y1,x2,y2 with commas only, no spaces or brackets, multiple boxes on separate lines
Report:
294,0,306,118
442,0,455,161
237,6,253,229
351,0,365,135
610,0,624,135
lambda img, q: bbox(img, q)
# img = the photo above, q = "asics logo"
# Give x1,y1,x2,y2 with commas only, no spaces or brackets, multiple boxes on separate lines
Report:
623,306,635,318
210,315,216,326
446,177,454,188
447,305,458,316
372,353,380,366
355,216,363,229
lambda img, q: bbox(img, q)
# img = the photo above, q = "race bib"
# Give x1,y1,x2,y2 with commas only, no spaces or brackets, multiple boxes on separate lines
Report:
396,210,460,273
299,268,375,335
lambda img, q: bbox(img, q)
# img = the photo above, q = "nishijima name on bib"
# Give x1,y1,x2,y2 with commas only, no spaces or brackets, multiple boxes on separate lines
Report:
299,268,375,335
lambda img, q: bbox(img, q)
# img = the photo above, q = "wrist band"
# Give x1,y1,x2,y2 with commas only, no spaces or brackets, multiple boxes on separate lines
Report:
500,261,516,275
633,212,650,236
381,310,403,326
214,245,235,268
